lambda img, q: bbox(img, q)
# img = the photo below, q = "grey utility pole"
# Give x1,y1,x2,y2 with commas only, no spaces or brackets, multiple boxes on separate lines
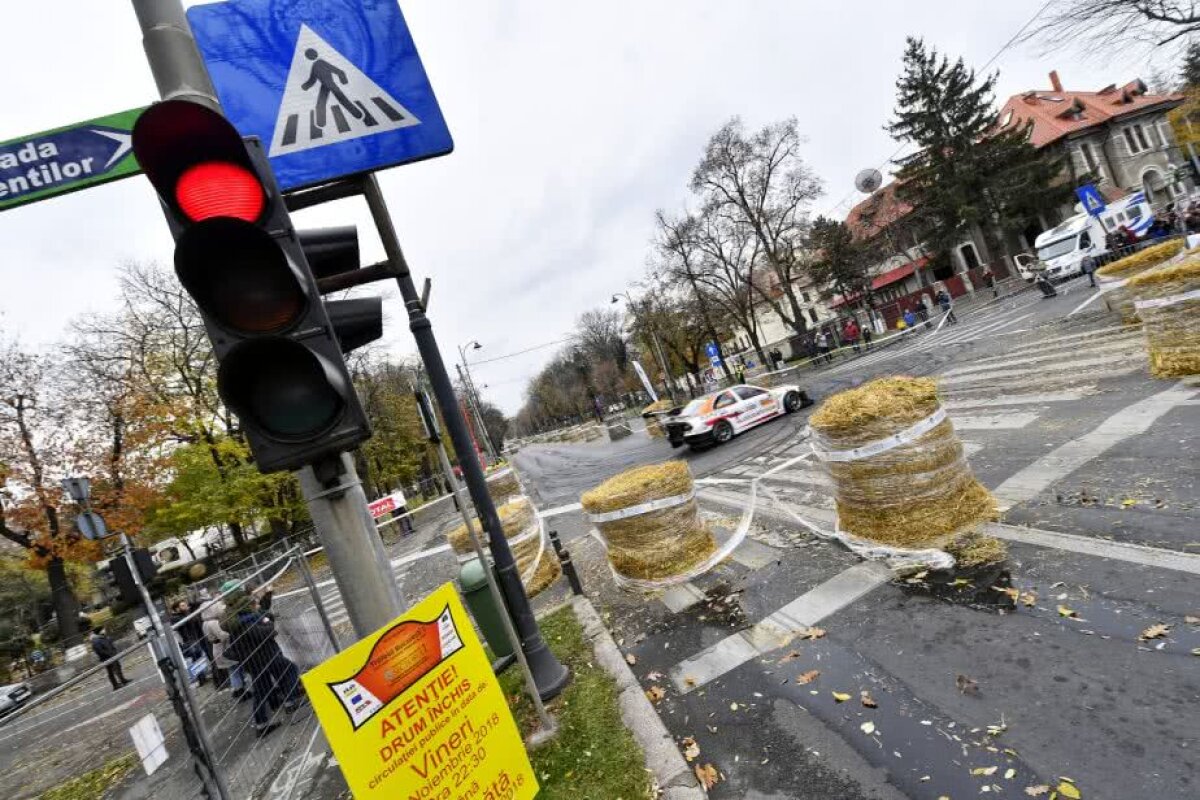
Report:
131,0,404,638
456,362,497,462
297,455,404,637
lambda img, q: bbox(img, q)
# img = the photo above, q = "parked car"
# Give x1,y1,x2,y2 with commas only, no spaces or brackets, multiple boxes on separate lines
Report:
664,384,813,450
0,682,33,717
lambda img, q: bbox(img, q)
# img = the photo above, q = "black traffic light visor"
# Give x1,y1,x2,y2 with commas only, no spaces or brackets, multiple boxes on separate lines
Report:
219,338,349,442
132,100,265,221
176,218,309,335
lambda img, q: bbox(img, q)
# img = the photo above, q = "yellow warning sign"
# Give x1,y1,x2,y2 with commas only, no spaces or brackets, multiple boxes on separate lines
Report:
303,583,538,800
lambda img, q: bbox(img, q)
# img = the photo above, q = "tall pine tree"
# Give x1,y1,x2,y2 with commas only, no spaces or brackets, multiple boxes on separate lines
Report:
1180,40,1200,88
887,38,1070,275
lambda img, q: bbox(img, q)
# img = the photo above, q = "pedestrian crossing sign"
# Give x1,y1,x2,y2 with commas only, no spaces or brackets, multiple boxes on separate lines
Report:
188,0,453,191
1075,183,1106,216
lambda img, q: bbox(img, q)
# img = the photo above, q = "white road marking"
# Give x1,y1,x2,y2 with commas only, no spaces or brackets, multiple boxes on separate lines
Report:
962,441,984,457
670,562,891,693
58,695,144,737
983,522,1200,575
1067,289,1106,317
991,381,1197,510
941,336,1140,378
660,583,707,613
939,352,1141,388
942,390,1089,410
538,502,584,518
756,468,831,487
950,412,1040,430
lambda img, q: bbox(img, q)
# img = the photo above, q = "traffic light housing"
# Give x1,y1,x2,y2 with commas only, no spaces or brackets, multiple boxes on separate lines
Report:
133,100,381,472
109,549,158,606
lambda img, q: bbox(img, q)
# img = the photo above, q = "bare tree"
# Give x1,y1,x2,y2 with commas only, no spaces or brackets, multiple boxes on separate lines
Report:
1024,1,1200,56
690,117,823,338
690,209,770,365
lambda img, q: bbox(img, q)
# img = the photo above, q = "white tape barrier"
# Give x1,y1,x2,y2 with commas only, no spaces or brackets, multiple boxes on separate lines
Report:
1134,288,1200,310
811,408,947,462
586,491,695,523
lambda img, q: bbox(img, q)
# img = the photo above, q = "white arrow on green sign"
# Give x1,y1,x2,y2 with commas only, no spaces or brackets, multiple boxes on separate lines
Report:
0,106,146,211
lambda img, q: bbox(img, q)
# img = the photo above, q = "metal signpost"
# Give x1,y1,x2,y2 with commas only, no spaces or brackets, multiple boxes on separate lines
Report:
183,0,569,699
0,108,145,211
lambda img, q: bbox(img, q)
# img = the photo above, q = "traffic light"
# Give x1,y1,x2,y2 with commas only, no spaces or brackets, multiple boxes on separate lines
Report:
109,549,158,606
132,100,381,472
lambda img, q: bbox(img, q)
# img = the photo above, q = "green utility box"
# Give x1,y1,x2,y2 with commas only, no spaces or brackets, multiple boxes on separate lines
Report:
458,558,515,659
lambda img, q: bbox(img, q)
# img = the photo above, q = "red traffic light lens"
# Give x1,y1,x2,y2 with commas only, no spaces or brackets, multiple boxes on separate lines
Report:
175,162,265,222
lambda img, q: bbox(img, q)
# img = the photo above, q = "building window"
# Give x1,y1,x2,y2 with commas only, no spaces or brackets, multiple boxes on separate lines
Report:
808,308,818,324
1158,122,1172,148
801,291,810,302
958,242,981,271
1125,124,1150,153
1080,142,1100,176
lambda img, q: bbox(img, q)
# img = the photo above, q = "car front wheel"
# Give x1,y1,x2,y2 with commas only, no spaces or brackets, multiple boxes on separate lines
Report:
784,391,812,412
712,420,734,444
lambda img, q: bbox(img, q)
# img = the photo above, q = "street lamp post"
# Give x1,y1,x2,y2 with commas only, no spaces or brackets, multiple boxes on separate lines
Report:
458,341,498,461
613,291,679,405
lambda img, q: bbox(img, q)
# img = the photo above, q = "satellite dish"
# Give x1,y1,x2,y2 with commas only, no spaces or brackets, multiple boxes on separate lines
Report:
855,168,883,194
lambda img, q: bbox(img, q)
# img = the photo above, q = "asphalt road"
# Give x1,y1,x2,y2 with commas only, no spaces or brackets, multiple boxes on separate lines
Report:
512,279,1200,800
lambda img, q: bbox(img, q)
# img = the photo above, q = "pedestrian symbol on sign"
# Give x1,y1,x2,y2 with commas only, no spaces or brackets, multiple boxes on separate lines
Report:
271,25,421,157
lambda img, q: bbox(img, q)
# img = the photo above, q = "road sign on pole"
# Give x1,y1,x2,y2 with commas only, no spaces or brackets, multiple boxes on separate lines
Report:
186,0,454,191
0,108,145,212
1076,184,1106,217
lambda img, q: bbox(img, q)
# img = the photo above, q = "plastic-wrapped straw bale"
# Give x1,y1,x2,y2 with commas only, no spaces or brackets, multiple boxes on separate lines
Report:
1095,239,1185,323
1127,259,1200,377
810,377,1001,562
485,469,520,504
446,496,561,597
641,399,673,439
580,461,716,582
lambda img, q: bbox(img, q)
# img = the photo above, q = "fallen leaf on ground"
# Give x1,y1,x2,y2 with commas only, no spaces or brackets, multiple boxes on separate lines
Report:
986,717,1007,736
956,674,979,694
1024,787,1050,797
1057,779,1081,798
971,766,998,776
778,650,803,663
1019,591,1038,607
729,702,739,711
694,763,721,789
1057,605,1078,618
860,721,876,734
951,577,972,588
861,691,878,708
1185,615,1199,625
645,686,666,703
645,670,664,681
624,653,637,665
684,676,697,688
992,586,1019,600
1192,647,1200,656
1139,623,1170,641
797,670,820,685
1005,768,1016,780
799,626,826,640
681,736,700,761
832,691,852,702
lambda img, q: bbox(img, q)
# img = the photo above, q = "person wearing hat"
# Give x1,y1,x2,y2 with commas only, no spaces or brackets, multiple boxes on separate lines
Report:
202,590,245,699
222,588,302,737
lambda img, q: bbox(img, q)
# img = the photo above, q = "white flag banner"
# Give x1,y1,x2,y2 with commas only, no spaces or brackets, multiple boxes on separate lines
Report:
632,361,658,403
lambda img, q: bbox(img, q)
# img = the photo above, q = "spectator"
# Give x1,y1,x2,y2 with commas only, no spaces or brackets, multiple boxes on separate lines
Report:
936,289,957,325
769,347,784,370
842,318,861,353
90,626,130,691
903,308,918,329
981,268,997,298
202,597,246,699
814,329,832,363
172,600,209,684
862,325,874,350
223,590,304,737
1081,254,1097,288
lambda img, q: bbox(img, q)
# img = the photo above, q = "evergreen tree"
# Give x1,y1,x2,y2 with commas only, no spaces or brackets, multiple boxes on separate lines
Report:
1180,40,1200,88
887,37,1070,273
806,217,871,306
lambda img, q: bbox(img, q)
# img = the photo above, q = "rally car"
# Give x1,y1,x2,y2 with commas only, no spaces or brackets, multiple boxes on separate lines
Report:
663,384,813,450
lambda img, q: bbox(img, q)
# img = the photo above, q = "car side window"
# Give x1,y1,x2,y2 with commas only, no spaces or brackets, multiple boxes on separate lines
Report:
713,392,737,409
1079,230,1091,249
734,386,767,400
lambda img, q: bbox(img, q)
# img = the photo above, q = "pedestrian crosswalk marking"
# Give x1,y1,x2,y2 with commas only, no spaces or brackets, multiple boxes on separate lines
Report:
270,24,420,157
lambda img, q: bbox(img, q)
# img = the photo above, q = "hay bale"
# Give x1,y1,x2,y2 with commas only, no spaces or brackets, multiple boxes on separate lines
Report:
945,531,1007,569
486,470,520,503
580,462,717,581
811,377,997,553
1128,259,1200,377
1096,239,1185,323
445,496,558,597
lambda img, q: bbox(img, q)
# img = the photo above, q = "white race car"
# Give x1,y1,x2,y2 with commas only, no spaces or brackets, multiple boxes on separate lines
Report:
663,384,813,450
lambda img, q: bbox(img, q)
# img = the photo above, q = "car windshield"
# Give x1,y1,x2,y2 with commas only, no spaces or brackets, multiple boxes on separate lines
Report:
681,396,716,416
1037,234,1080,261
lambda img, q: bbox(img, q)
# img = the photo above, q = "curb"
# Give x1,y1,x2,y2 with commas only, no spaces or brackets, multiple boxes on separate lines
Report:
569,596,706,799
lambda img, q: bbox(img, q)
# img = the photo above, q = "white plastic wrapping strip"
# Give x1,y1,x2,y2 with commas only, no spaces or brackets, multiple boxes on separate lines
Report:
811,407,948,463
755,448,956,573
586,491,695,523
1099,277,1129,291
1134,288,1200,310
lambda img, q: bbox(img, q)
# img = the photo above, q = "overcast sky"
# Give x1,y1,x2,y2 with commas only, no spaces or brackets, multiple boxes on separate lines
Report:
0,1,1164,414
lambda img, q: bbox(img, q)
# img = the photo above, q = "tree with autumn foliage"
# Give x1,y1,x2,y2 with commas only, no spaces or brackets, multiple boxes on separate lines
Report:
0,338,103,646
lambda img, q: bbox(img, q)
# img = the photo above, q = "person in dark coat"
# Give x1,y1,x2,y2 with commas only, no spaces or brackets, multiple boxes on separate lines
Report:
936,289,957,324
90,627,130,690
223,591,302,737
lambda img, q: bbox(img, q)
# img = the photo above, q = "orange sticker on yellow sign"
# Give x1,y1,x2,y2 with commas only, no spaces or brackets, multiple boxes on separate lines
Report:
302,583,538,800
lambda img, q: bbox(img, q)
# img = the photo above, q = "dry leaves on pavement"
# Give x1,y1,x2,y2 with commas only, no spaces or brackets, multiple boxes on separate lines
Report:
777,650,803,663
694,763,721,789
645,670,664,681
645,686,666,703
624,653,637,665
831,691,852,703
956,674,979,695
1024,786,1050,797
970,766,998,777
681,736,700,762
798,626,826,640
860,721,876,734
1057,605,1078,618
1138,623,1170,641
797,670,820,685
1057,778,1081,798
860,691,878,708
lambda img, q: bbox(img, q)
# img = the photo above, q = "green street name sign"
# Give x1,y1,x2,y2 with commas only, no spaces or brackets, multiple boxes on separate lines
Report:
0,107,146,211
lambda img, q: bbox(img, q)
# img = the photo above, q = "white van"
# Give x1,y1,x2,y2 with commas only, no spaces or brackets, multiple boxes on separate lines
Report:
1033,192,1154,281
